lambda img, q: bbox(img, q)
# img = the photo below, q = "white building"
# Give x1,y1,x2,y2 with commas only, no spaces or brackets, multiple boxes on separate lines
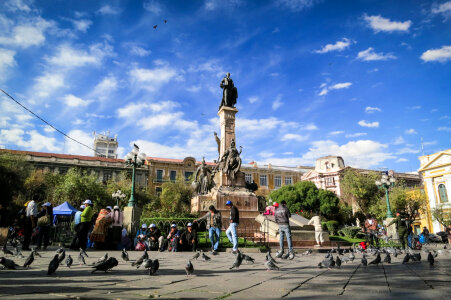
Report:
93,131,118,159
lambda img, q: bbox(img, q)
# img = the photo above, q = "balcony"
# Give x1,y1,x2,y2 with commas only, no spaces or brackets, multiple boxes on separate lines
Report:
153,178,168,183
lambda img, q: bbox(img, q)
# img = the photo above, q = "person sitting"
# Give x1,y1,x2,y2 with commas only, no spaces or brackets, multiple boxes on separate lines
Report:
167,224,180,252
180,223,198,252
147,223,164,251
134,224,149,249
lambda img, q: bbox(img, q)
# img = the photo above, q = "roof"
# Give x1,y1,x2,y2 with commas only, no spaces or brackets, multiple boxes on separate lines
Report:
147,156,216,166
0,149,124,163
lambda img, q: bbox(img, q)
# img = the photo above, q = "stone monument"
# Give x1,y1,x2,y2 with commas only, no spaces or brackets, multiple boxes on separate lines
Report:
191,73,259,221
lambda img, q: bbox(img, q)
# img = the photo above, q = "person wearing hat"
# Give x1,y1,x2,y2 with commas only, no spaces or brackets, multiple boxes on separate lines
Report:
78,199,94,250
225,200,239,254
22,195,38,251
70,205,85,249
108,206,123,249
147,223,164,251
180,223,198,252
36,202,53,250
194,205,222,255
274,201,294,258
167,224,181,252
135,223,149,249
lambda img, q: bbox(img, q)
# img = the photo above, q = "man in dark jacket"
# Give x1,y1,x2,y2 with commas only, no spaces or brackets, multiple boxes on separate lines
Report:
274,201,294,257
387,211,409,249
147,224,164,251
180,223,198,251
194,205,222,254
225,200,239,254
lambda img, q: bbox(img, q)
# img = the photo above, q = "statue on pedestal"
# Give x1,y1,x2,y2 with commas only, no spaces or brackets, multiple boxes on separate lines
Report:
218,139,242,186
219,72,238,109
193,157,214,195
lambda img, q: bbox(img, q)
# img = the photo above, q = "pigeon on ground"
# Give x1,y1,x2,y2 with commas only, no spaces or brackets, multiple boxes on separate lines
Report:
1,257,20,269
431,250,438,257
121,249,129,262
132,250,148,267
91,257,118,273
2,245,14,256
281,252,290,260
97,253,108,263
411,253,421,262
149,259,159,275
55,247,64,254
47,254,60,275
341,256,352,263
202,252,211,261
80,248,89,258
288,251,295,260
383,253,391,264
361,254,368,266
427,252,434,266
57,250,66,265
32,248,42,258
324,251,331,259
138,258,152,269
229,251,243,270
318,256,335,269
78,253,86,265
335,256,342,268
265,260,279,271
369,253,381,265
65,255,73,268
23,252,34,268
185,260,194,275
243,254,255,263
192,251,200,260
13,247,23,258
266,252,277,265
402,254,411,264
302,249,312,256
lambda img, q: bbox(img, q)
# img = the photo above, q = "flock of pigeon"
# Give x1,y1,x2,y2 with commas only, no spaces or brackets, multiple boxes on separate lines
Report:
1,243,450,277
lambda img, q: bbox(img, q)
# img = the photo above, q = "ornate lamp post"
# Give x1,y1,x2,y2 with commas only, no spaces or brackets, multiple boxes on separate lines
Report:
375,172,396,218
112,190,126,206
125,144,146,207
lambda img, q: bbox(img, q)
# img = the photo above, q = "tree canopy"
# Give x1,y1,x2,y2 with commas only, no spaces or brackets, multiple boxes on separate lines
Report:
341,168,382,212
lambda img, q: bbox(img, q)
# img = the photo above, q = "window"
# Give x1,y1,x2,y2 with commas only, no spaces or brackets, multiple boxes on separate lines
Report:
260,175,268,187
438,184,449,203
156,169,163,182
325,177,334,186
108,150,115,154
285,176,292,185
170,170,177,182
185,171,193,181
103,172,112,182
274,175,282,188
245,173,253,183
156,187,162,196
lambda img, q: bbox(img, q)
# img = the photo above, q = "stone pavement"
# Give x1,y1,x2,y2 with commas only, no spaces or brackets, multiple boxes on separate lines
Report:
0,247,450,299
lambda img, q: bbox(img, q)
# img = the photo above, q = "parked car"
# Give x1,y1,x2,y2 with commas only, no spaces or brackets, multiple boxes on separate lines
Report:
428,233,443,243
436,231,449,243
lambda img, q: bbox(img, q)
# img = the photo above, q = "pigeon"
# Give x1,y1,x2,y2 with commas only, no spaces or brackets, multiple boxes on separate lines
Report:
192,251,200,260
341,256,352,263
0,257,20,269
288,251,295,260
132,250,148,267
349,251,355,262
411,253,421,262
55,247,64,254
13,247,23,258
97,253,108,264
149,259,159,275
335,256,342,268
57,250,66,265
319,256,335,269
47,254,60,275
383,253,391,264
402,254,411,264
281,252,290,260
23,252,35,268
164,20,167,24
138,258,152,269
78,253,86,265
65,255,73,268
153,25,158,29
431,250,438,258
361,254,368,266
80,248,89,258
230,251,243,270
243,254,255,263
324,251,331,259
32,248,42,258
92,257,118,273
266,252,277,265
265,260,279,271
2,244,14,256
302,249,312,256
121,249,129,262
369,253,381,265
185,260,194,275
202,252,211,261
427,252,434,266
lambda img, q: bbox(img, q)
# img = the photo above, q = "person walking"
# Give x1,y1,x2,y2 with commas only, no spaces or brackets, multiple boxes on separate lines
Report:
387,211,409,249
36,202,53,250
308,212,324,247
225,200,239,254
364,214,379,248
70,205,85,249
22,196,38,251
194,205,222,255
274,201,294,258
78,200,94,250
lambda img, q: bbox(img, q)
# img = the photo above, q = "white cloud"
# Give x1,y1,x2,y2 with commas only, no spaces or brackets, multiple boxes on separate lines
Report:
408,105,422,110
365,106,382,113
91,75,118,101
438,126,451,131
47,43,112,68
62,94,91,107
130,45,152,57
138,112,197,131
98,5,120,15
72,19,92,32
393,136,405,145
318,82,352,96
329,130,344,135
364,15,412,33
43,125,55,133
0,48,16,81
65,129,93,156
432,1,451,15
187,85,201,93
248,96,259,103
117,101,180,119
0,17,51,48
129,63,183,92
420,46,451,63
397,147,419,154
345,132,367,138
358,120,379,128
259,151,275,158
315,38,351,54
0,128,61,152
357,47,396,61
301,123,318,130
281,133,308,142
5,0,31,12
396,158,408,163
276,0,322,12
204,0,242,11
33,72,65,98
144,0,163,14
405,128,417,135
272,95,283,110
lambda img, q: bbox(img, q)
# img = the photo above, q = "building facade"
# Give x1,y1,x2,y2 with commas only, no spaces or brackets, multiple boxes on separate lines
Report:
93,132,118,159
418,149,451,233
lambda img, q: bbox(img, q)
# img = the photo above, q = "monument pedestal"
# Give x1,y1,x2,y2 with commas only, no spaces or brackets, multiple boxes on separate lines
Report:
123,206,142,236
384,217,398,240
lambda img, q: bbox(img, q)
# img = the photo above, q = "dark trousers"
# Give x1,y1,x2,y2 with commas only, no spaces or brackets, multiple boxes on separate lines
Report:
70,223,80,249
367,231,379,247
399,229,408,249
78,222,91,250
22,217,33,250
181,240,198,252
37,225,50,248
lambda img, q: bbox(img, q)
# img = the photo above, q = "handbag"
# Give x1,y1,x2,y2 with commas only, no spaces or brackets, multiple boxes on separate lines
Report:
37,210,50,227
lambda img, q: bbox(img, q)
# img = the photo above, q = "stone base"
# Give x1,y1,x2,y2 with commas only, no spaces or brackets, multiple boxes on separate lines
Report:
384,217,399,240
123,206,142,236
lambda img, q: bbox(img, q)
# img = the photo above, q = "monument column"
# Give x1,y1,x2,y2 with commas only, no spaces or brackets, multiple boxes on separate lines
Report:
218,106,238,158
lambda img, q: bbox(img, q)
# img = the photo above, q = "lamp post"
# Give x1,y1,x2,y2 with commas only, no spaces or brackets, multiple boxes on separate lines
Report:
375,172,396,218
125,144,146,207
112,190,126,206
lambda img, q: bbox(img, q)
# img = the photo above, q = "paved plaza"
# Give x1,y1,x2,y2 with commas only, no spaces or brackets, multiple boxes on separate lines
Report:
1,247,450,299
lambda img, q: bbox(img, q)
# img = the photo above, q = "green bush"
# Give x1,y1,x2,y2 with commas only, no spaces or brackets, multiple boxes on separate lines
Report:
338,226,362,238
325,220,339,235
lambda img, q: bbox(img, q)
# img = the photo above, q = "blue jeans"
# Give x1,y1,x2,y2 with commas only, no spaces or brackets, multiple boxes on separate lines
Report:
209,227,221,251
226,223,238,250
279,224,293,252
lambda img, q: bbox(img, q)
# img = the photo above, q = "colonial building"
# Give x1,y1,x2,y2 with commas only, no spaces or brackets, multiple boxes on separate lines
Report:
418,149,451,233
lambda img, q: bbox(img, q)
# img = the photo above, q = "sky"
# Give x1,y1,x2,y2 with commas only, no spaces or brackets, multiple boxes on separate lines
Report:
0,0,450,172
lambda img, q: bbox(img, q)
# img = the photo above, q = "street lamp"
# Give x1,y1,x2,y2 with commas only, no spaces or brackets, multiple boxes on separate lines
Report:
125,144,146,207
375,172,396,218
112,190,126,206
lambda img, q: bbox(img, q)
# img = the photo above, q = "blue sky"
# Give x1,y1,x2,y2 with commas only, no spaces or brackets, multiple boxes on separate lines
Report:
0,0,450,172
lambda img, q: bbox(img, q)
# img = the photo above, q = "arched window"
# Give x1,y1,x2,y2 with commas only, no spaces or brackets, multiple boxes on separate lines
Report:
438,184,448,203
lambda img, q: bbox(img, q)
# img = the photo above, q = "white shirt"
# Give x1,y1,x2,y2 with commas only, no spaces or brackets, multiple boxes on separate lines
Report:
26,200,38,217
308,216,323,232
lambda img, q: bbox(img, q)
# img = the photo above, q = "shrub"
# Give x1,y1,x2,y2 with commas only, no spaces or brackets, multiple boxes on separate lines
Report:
338,226,362,238
325,220,339,235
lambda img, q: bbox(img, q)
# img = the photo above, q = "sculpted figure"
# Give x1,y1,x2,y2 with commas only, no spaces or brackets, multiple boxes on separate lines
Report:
219,72,238,109
219,139,242,186
193,157,214,194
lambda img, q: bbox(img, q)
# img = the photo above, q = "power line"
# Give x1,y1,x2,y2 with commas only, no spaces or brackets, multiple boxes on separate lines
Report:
0,88,101,156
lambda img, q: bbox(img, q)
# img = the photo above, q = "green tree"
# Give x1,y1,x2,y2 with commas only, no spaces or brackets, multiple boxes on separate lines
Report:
24,169,62,202
0,152,32,209
341,168,382,212
432,208,451,227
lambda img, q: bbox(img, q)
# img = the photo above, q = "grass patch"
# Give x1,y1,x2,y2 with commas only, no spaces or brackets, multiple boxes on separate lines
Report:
329,235,365,244
197,231,265,249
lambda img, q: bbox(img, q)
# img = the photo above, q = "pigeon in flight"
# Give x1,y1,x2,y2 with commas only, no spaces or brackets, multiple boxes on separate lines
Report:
265,260,279,271
149,259,159,275
65,255,73,268
192,251,200,260
164,20,167,24
91,257,118,273
23,252,35,268
427,251,434,266
121,249,129,262
243,254,255,263
153,25,158,29
185,260,194,276
229,251,243,270
47,254,60,275
1,257,20,269
369,253,381,265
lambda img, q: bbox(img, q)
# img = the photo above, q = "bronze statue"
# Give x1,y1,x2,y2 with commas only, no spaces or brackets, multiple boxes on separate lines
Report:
214,131,220,155
193,157,214,194
219,72,238,109
219,139,242,186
